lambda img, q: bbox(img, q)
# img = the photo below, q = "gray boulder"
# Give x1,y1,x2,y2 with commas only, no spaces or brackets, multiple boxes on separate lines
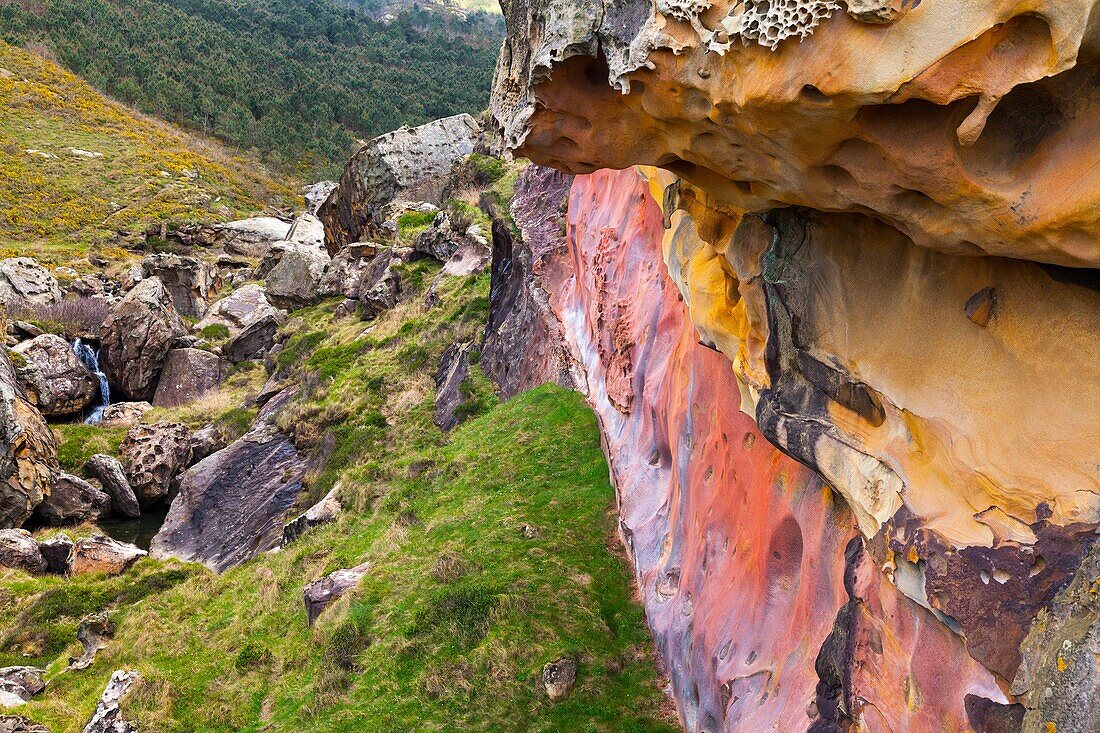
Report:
119,421,193,505
11,334,99,417
303,562,371,625
84,454,140,518
34,472,110,526
358,248,405,318
0,350,56,528
282,487,341,545
215,217,293,258
82,669,139,733
413,211,465,262
0,258,61,310
141,253,221,318
99,277,186,401
319,114,480,252
0,715,48,733
98,401,152,428
195,284,283,337
303,180,337,214
152,348,226,408
0,530,46,575
69,536,146,576
0,667,45,707
151,403,306,573
264,246,330,310
224,313,281,363
318,242,378,299
37,534,74,574
434,340,474,431
68,612,114,671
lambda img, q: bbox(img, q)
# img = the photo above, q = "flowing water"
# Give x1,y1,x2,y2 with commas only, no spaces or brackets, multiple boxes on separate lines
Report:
72,337,110,424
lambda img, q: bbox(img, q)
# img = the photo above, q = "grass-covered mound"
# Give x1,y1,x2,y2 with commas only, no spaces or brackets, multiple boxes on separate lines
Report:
0,40,294,269
7,255,677,732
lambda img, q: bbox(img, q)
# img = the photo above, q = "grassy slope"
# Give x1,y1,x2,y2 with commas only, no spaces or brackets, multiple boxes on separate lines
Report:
0,40,294,269
5,252,677,731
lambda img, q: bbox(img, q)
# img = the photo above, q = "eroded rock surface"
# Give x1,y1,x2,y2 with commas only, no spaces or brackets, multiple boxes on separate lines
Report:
0,350,56,529
141,253,221,318
83,669,139,733
100,277,186,401
151,399,306,572
35,472,109,526
119,421,193,506
69,536,146,576
11,334,98,417
152,348,226,408
319,113,480,251
0,258,60,310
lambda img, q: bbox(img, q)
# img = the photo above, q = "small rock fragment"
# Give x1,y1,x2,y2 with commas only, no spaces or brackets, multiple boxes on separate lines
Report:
542,657,577,701
303,562,371,625
965,286,997,327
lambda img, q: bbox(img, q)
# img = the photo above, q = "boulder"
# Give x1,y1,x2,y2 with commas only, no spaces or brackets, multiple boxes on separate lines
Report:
0,716,48,733
34,472,110,526
37,534,74,574
215,217,293,258
303,562,371,625
119,421,193,505
7,321,42,341
0,350,56,528
285,213,326,250
264,246,330,310
151,406,306,573
542,658,577,702
440,226,491,277
82,669,139,733
188,424,226,463
0,258,61,310
98,401,152,428
99,278,186,401
10,334,98,417
358,248,405,318
0,530,46,575
224,313,281,363
83,455,140,519
195,284,283,337
282,487,341,545
318,242,378,299
433,340,474,431
0,667,45,707
413,211,466,262
319,114,480,252
151,348,226,408
69,536,146,576
141,253,221,318
303,180,337,214
68,612,114,671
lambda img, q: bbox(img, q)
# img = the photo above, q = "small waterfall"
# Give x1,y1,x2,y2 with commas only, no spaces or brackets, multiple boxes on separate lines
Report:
72,338,110,424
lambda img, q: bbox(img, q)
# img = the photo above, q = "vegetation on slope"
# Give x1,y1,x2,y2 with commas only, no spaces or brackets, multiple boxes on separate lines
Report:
6,256,677,732
0,40,294,269
0,0,503,178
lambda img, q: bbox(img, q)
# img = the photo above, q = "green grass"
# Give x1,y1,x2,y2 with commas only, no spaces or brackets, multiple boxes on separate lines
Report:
52,423,128,471
8,254,675,732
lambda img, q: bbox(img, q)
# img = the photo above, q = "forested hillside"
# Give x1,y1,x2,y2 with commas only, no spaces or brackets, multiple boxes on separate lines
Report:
0,0,502,178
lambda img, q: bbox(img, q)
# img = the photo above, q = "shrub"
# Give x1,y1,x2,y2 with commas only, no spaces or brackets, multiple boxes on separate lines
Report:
200,323,230,341
408,586,500,651
235,640,273,671
15,297,112,337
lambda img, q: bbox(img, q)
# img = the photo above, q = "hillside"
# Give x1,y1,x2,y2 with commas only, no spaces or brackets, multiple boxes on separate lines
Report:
0,40,294,269
0,0,503,178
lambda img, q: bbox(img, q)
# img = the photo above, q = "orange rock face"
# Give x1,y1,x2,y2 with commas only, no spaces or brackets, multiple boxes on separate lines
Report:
515,167,1005,732
494,1,1099,727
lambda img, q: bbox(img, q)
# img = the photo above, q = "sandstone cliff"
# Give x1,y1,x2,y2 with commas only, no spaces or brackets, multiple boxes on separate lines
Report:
492,2,1100,731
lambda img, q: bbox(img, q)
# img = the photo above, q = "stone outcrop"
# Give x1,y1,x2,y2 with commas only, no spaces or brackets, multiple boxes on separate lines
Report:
492,0,1100,726
215,217,293,258
141,253,221,318
195,284,284,337
37,534,73,574
357,247,405,318
151,348,226,408
84,454,140,518
282,487,341,545
118,421,193,506
319,113,480,251
0,349,56,529
100,277,186,401
83,669,139,733
413,211,465,262
317,242,378,299
303,562,371,625
264,245,330,310
433,340,473,431
0,716,48,733
223,313,281,363
69,536,146,576
151,396,306,572
0,530,46,575
34,472,110,526
0,667,45,707
0,258,60,310
68,612,114,671
10,334,98,417
303,180,337,214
